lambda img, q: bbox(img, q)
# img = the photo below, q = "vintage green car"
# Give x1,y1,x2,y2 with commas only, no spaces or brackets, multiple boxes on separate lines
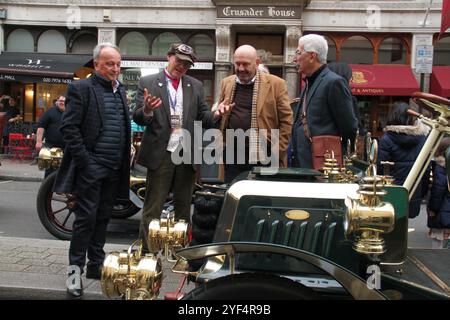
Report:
101,92,450,300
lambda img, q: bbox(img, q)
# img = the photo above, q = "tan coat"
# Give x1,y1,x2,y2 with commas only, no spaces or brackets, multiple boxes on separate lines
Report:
218,72,293,167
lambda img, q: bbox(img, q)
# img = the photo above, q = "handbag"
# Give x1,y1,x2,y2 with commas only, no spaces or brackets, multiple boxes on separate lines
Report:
311,135,343,170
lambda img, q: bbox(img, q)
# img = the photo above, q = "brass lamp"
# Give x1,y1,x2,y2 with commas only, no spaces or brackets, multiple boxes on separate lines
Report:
148,210,189,262
101,240,162,300
344,140,395,255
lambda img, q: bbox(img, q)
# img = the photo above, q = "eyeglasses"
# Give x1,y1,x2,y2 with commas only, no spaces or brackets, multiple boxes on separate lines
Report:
295,49,308,56
175,57,192,68
57,100,65,102
176,44,194,55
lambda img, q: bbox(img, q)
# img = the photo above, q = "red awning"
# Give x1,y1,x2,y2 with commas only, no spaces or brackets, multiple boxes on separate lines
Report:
430,66,450,98
349,64,419,96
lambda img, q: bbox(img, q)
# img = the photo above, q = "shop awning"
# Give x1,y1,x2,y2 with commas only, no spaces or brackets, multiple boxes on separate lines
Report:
349,64,420,96
0,52,92,84
430,66,450,98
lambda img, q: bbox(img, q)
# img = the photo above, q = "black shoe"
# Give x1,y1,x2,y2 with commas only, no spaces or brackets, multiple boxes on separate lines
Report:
66,272,83,298
86,265,102,280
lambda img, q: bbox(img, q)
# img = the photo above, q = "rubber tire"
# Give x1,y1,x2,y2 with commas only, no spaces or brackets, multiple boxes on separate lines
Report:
182,273,318,300
192,211,218,229
36,171,72,240
36,172,139,240
111,199,140,219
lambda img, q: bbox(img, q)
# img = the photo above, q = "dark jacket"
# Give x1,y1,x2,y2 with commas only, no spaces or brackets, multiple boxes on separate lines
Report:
427,158,450,228
291,66,357,168
133,71,217,171
54,74,131,199
377,122,430,218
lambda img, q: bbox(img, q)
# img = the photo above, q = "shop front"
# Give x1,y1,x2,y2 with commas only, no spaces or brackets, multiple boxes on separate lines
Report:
430,66,450,98
0,52,92,123
349,64,420,138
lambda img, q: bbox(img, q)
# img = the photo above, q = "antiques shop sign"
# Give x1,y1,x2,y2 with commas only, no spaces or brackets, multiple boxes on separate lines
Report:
217,5,301,19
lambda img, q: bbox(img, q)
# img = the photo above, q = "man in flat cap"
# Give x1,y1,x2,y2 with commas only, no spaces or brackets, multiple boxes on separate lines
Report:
133,43,226,254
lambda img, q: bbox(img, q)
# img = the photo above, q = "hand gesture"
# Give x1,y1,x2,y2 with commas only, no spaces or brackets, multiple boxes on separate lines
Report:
143,88,162,114
214,98,235,119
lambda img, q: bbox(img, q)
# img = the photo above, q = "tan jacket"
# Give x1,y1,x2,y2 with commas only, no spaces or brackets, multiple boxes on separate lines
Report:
219,72,293,167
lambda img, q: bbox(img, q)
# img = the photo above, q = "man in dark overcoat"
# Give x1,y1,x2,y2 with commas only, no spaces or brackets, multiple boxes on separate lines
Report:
54,43,130,298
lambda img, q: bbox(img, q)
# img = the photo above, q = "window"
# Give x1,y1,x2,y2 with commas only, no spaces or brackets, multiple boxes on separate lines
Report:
151,32,182,56
188,34,214,60
378,37,407,64
433,36,450,66
325,36,337,63
71,34,97,54
7,29,34,52
37,30,66,53
119,32,149,56
340,36,373,64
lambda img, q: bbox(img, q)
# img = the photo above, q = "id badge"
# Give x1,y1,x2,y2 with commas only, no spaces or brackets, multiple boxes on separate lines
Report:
170,114,181,129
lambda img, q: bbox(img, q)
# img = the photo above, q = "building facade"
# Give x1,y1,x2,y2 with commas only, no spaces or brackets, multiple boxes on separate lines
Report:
0,0,449,138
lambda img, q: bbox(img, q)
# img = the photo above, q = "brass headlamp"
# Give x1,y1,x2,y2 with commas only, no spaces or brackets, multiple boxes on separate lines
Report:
344,140,395,255
148,209,189,262
101,240,162,300
37,147,63,170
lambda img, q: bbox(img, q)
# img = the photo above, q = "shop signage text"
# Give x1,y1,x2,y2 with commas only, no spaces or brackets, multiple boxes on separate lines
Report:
217,6,301,19
42,77,73,84
0,74,17,81
352,88,384,95
121,60,213,70
7,59,53,70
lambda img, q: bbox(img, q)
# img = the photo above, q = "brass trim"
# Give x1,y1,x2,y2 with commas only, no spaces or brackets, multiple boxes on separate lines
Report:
285,209,310,220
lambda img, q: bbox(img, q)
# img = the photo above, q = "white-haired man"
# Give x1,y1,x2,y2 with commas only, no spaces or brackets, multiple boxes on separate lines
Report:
291,34,357,169
54,43,131,298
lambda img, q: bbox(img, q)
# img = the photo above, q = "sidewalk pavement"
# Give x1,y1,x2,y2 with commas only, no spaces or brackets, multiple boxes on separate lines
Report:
0,157,194,300
0,236,194,300
0,157,44,182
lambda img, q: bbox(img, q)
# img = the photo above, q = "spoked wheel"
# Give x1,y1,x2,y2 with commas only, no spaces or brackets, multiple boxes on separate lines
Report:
36,171,75,240
182,273,318,300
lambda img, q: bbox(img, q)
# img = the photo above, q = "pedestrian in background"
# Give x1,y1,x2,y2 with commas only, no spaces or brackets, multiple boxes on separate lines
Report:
133,43,225,255
427,136,450,249
1,96,20,152
377,101,430,219
35,95,66,177
217,44,292,183
54,43,131,298
291,34,357,169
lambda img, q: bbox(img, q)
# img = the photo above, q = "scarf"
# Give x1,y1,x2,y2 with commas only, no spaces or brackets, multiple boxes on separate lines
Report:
226,71,261,164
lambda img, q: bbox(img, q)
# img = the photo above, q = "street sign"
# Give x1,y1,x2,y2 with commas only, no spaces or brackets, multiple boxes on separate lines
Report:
415,44,433,74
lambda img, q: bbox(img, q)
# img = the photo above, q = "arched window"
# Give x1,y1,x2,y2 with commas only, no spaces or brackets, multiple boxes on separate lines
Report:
71,33,97,54
378,37,407,64
37,30,66,53
187,34,214,60
119,32,149,56
7,29,34,52
324,36,337,63
433,36,450,66
340,36,373,64
151,32,181,56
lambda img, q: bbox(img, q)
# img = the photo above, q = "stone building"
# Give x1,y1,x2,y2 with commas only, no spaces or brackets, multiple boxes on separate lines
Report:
0,0,449,139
